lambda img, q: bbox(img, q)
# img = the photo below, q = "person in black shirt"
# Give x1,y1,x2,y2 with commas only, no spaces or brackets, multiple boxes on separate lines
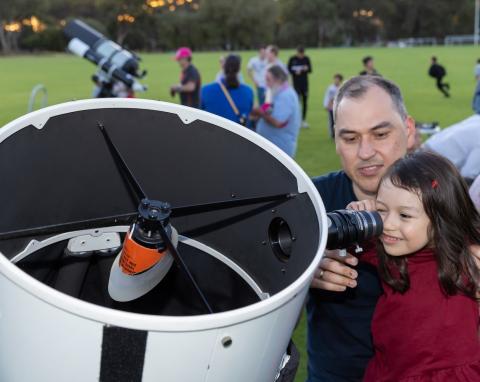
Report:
170,47,202,108
288,46,312,128
307,75,416,382
359,56,380,76
428,56,450,98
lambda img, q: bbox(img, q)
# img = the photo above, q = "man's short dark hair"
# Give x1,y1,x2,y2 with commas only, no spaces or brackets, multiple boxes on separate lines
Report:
333,75,408,122
334,73,344,81
297,46,305,54
362,56,373,65
268,65,288,83
432,56,437,62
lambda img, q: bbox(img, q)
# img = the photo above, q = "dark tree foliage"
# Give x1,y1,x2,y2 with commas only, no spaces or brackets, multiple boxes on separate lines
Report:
0,0,477,53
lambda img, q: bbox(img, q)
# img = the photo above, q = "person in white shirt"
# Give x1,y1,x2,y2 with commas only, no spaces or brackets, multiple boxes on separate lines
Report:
261,45,289,111
322,73,343,139
247,46,267,105
423,114,480,181
265,45,288,75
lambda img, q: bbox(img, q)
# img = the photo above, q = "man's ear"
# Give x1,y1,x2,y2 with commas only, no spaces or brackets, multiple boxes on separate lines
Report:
405,116,416,150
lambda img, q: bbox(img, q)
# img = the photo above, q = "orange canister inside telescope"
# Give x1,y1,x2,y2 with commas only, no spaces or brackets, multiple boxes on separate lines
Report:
119,233,167,275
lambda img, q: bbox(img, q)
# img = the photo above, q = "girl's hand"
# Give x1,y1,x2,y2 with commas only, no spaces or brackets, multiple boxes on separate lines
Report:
346,199,376,211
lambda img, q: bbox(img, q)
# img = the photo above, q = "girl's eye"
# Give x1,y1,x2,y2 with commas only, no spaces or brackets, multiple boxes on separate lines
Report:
400,213,411,219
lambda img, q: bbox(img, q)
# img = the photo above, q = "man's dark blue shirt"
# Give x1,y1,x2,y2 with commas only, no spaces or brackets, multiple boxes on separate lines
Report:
307,171,383,382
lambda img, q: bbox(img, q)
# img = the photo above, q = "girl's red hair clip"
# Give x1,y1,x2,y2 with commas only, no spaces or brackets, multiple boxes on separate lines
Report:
431,179,439,189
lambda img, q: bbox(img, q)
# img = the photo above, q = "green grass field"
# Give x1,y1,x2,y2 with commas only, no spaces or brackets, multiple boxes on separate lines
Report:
1,46,479,381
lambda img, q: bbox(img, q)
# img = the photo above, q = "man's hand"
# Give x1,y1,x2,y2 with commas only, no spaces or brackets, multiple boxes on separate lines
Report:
311,249,358,291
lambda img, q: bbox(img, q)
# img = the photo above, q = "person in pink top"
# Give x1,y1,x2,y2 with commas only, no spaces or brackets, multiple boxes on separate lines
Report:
348,151,480,381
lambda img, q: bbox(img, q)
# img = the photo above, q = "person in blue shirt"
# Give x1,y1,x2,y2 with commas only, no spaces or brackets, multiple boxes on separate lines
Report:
201,54,254,126
307,75,416,381
251,65,301,157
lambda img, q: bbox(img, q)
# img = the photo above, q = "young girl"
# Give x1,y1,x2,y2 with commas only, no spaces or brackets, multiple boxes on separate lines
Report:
348,151,480,381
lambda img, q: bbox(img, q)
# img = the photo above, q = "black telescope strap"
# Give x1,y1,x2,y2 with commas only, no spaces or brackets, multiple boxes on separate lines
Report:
100,326,147,382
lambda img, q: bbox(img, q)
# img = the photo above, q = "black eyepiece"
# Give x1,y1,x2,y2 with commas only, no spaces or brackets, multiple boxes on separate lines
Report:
326,209,383,250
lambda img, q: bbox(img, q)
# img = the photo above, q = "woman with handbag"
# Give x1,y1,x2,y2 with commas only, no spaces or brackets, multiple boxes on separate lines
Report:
201,54,254,128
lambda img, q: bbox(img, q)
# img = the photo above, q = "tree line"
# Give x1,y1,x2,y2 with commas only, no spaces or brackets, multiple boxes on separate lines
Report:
0,0,476,54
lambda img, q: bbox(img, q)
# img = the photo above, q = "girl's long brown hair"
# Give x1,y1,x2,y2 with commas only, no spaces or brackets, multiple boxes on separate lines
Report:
377,151,480,298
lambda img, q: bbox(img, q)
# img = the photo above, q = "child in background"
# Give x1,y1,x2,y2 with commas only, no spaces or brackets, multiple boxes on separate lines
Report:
323,74,343,139
348,151,480,381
